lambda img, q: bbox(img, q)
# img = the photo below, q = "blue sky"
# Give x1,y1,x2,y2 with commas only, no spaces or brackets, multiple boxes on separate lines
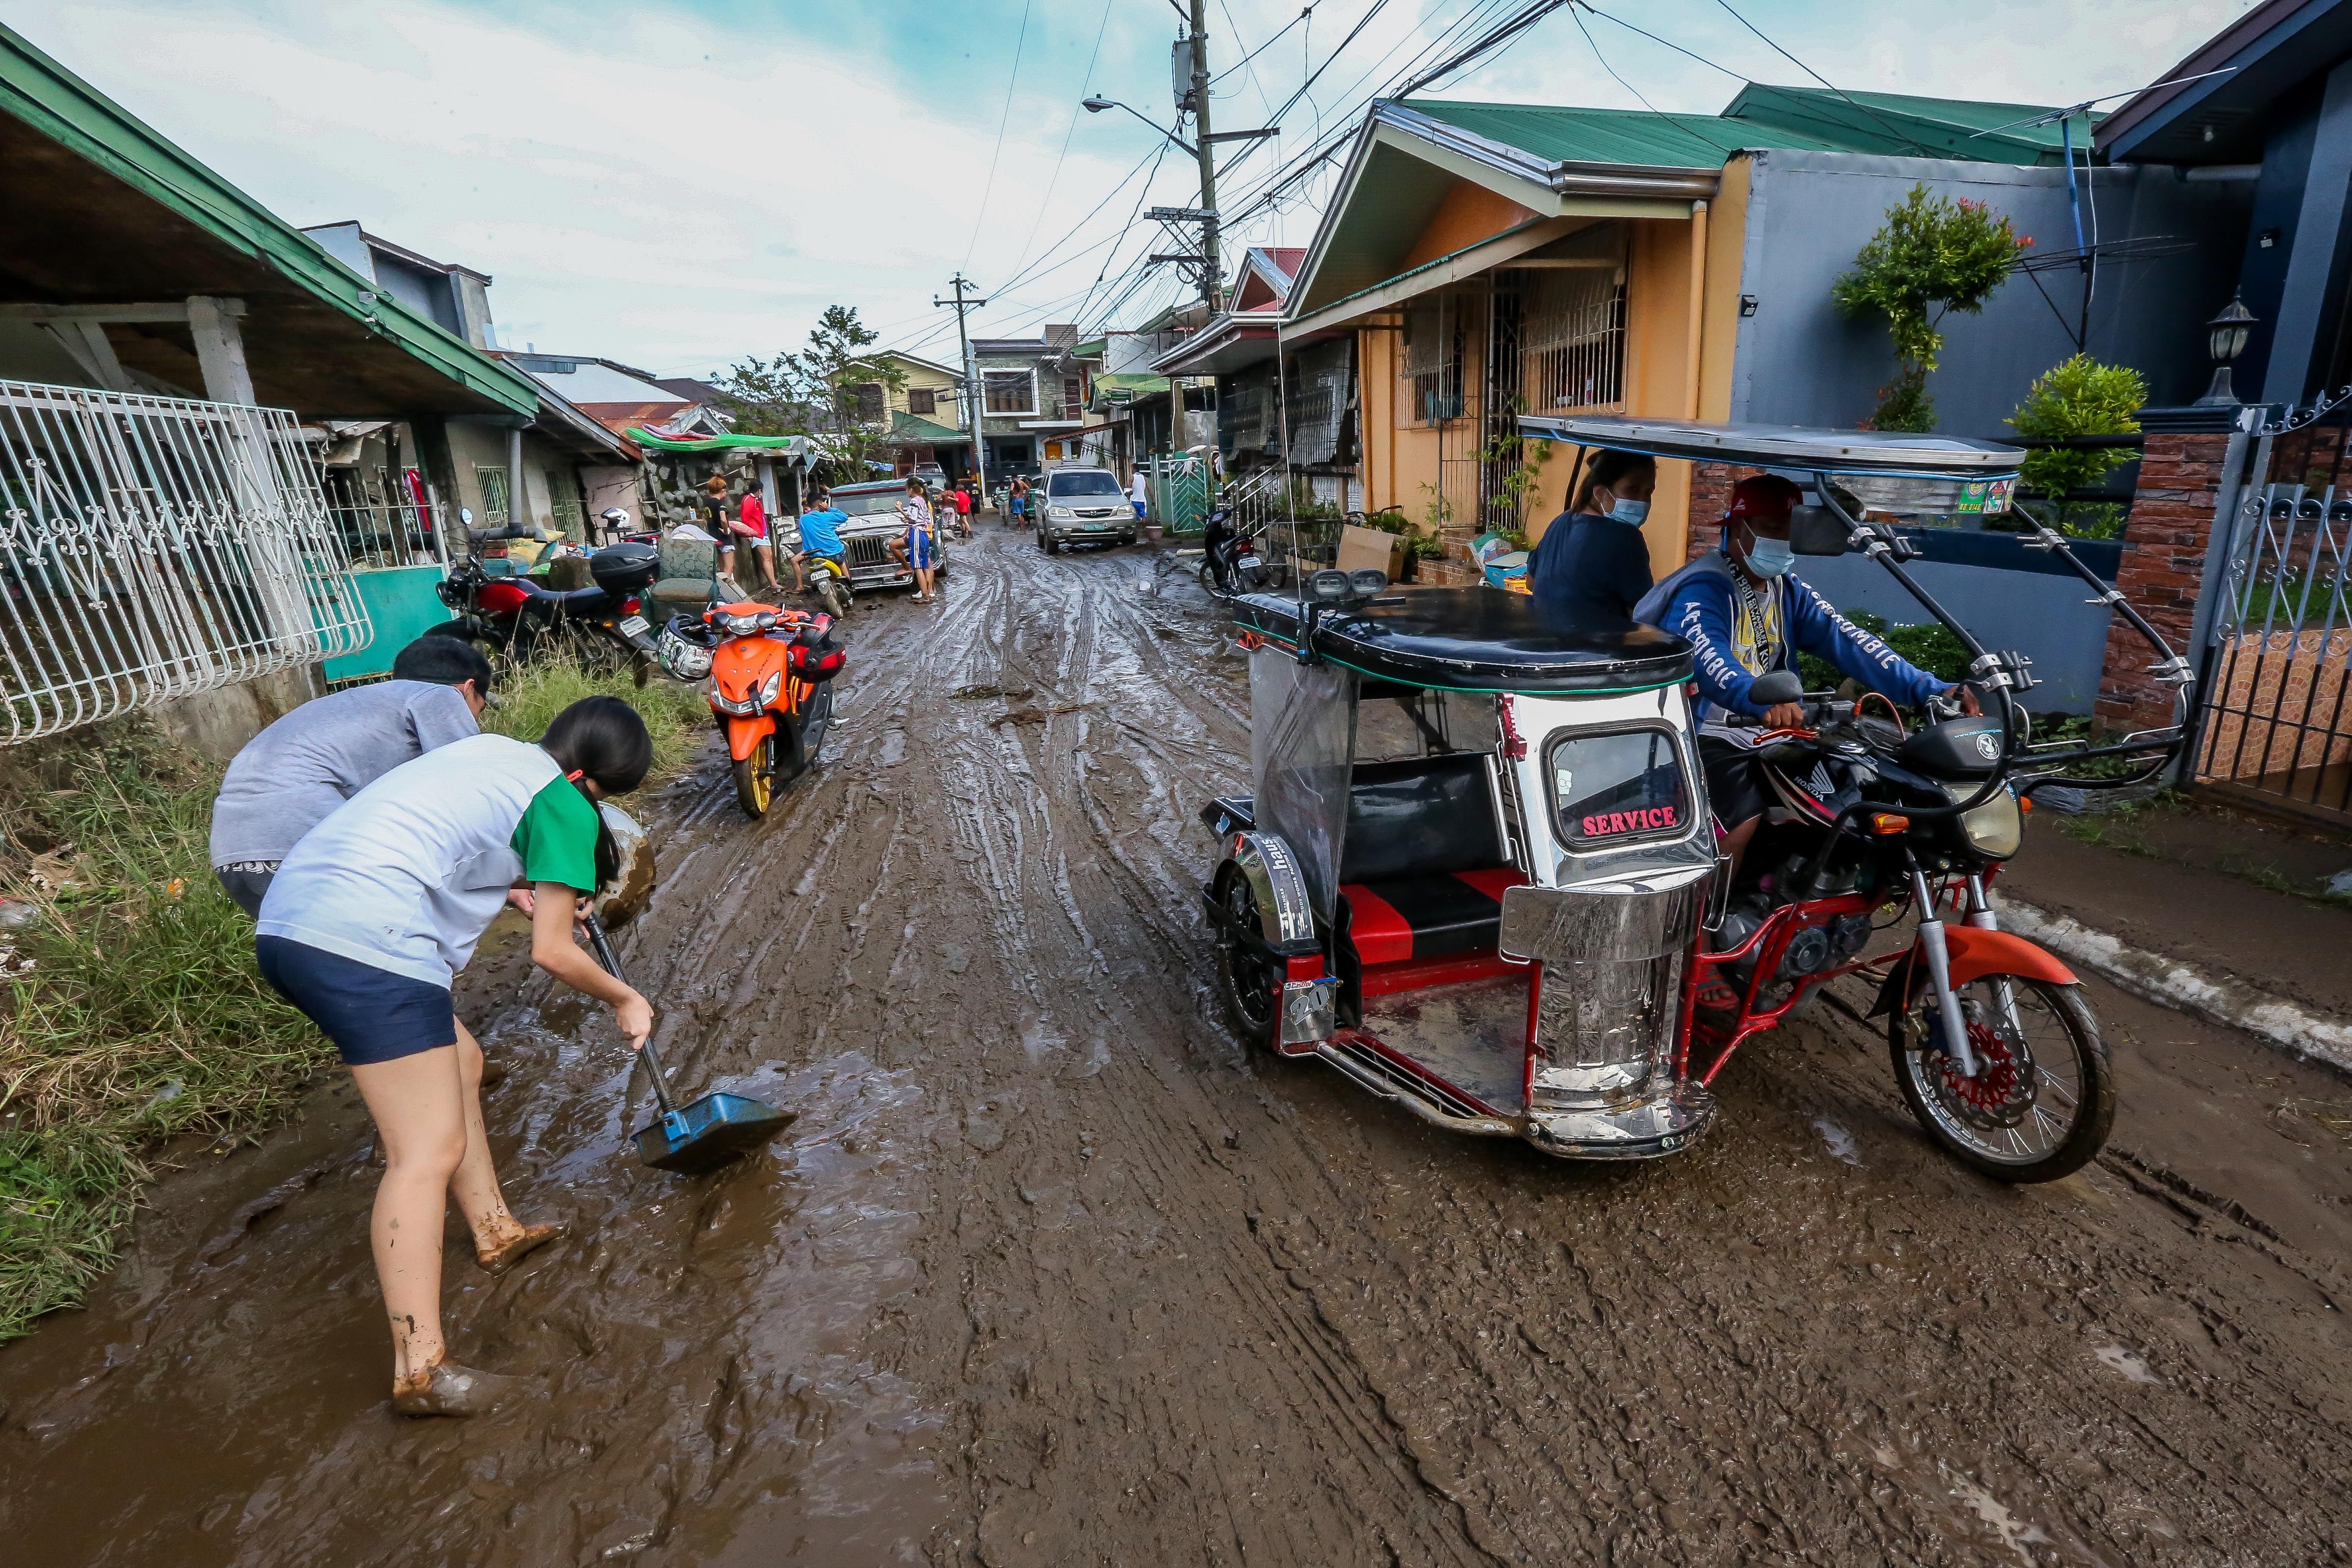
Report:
10,0,2255,378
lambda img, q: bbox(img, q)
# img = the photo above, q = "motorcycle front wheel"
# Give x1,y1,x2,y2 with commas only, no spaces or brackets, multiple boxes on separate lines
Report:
1888,974,2113,1183
1210,865,1279,1049
732,733,776,818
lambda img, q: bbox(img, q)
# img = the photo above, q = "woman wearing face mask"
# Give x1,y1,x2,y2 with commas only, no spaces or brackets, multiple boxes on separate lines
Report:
1526,449,1658,621
1632,474,1978,892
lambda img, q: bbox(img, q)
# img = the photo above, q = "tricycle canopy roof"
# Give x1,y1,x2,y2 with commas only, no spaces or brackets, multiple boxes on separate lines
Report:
1516,415,2024,482
1235,586,1693,694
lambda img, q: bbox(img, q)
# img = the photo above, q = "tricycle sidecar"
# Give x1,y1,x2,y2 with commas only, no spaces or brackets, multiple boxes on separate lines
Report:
1201,584,1722,1158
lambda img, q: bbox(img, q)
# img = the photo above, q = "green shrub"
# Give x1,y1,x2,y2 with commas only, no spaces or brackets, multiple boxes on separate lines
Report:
1797,607,1972,695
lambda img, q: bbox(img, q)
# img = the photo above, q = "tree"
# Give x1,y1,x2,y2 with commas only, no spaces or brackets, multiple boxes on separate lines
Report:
714,305,909,479
2007,354,2146,539
1832,185,2029,432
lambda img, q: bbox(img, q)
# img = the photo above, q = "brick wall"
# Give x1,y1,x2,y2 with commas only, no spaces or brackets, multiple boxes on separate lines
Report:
1686,462,1759,565
2094,431,2232,735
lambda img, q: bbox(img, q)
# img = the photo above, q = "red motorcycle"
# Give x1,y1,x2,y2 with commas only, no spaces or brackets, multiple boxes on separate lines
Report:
434,538,662,678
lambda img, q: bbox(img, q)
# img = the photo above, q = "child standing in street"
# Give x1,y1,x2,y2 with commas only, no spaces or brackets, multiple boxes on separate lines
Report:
895,476,938,602
255,697,655,1417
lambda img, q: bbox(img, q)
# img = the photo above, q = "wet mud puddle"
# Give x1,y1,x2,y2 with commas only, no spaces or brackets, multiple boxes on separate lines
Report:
6,533,2352,1568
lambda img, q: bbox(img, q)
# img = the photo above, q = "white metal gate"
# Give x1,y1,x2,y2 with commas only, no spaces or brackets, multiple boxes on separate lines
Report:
0,379,372,743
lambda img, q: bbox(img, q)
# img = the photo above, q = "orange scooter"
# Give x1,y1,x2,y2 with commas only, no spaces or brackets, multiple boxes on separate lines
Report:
661,602,845,816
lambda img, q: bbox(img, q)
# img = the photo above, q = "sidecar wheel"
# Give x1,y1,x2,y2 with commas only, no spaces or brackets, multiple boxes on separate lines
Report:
1889,974,2112,1183
1211,864,1280,1049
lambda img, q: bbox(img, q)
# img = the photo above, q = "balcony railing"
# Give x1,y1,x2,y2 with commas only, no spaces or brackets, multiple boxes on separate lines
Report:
0,379,373,742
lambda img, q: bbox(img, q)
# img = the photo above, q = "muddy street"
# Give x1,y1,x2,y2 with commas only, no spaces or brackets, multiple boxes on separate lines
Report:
5,530,2352,1567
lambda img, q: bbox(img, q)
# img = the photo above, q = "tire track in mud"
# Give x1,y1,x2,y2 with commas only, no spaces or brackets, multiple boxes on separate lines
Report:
2,531,2350,1568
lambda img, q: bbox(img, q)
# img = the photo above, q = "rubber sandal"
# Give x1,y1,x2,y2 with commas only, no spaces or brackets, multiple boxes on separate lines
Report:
476,1221,563,1276
392,1359,518,1418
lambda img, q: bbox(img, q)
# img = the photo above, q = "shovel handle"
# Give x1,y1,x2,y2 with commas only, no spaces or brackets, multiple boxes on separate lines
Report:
582,912,677,1117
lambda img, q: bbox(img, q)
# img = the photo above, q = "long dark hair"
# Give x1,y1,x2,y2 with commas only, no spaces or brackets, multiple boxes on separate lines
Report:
1570,449,1655,515
541,696,652,891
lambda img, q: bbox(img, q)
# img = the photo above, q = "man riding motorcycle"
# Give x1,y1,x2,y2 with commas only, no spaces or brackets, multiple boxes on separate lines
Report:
793,489,848,595
1633,474,1981,880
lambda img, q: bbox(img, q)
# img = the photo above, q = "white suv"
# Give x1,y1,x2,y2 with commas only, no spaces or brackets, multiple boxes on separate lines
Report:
1037,468,1136,552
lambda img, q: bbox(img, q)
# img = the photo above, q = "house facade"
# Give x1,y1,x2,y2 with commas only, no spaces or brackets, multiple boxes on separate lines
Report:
970,327,1098,478
1203,89,2239,583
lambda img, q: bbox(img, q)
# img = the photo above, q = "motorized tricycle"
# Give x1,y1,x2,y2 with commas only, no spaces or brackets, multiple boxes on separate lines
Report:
1198,417,2190,1182
658,602,845,816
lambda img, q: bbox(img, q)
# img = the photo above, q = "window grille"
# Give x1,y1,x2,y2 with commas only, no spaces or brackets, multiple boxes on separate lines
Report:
473,467,511,531
1063,377,1085,416
1400,299,1466,425
0,379,373,743
984,371,1036,414
1287,339,1354,468
847,383,885,422
908,386,937,416
1520,235,1627,414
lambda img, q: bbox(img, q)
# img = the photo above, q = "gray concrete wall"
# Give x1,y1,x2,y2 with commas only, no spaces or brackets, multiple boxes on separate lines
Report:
1729,151,2254,436
149,664,327,765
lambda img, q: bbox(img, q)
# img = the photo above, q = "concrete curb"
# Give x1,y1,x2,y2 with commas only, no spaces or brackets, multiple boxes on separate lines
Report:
1999,896,2352,1078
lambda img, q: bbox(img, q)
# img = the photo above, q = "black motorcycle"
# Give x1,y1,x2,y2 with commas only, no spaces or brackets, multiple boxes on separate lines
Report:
1197,508,1283,598
434,534,663,679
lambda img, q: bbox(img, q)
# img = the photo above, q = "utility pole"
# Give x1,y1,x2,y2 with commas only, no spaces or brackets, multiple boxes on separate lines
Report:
1186,0,1221,313
934,272,989,509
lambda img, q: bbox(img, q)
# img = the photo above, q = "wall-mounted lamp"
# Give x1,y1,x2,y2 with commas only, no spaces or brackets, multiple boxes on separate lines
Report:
1738,294,1758,318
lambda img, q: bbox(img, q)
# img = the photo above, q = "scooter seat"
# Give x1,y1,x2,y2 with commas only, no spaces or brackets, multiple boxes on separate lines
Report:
1342,867,1526,966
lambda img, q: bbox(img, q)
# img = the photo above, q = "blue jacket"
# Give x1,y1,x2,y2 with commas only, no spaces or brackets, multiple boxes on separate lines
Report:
1634,551,1950,723
1528,511,1651,622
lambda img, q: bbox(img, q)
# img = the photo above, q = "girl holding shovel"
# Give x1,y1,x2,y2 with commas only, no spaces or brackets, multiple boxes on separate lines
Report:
255,696,655,1416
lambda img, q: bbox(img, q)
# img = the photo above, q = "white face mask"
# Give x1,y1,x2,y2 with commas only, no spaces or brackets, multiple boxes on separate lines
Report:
1744,532,1795,578
1608,497,1651,526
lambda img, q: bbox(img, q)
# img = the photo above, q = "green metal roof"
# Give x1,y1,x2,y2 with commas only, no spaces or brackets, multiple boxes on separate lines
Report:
888,410,970,445
1403,85,2089,171
0,21,538,413
627,428,805,454
1093,373,1170,402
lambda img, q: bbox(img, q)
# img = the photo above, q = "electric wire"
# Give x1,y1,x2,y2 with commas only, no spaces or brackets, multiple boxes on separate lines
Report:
963,0,1038,266
1006,0,1120,287
1706,0,1935,157
1570,3,1735,156
1580,2,1746,81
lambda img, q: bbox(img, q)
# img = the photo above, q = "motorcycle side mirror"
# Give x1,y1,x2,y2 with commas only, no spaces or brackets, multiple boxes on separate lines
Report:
1788,507,1849,556
459,507,474,527
1749,669,1805,707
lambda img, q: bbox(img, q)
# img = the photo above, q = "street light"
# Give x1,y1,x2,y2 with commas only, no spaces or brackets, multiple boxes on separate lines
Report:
2197,289,2257,406
1081,95,1197,157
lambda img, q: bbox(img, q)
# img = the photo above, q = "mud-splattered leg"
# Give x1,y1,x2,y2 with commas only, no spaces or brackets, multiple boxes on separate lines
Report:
447,1017,528,1259
348,1043,467,1390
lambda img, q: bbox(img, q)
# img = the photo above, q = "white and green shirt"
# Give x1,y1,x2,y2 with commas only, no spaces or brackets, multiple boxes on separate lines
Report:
257,733,602,988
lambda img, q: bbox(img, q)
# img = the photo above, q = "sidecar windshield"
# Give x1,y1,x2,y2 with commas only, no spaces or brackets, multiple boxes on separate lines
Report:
1546,727,1690,849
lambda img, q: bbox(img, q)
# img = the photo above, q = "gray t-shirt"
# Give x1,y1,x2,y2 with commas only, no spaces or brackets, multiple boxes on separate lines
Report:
208,680,479,867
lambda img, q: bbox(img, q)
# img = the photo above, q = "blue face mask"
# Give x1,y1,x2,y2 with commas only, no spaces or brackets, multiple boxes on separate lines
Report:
1745,534,1795,578
1608,497,1650,526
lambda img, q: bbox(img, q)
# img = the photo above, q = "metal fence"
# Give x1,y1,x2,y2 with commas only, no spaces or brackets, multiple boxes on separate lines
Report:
2199,476,2352,821
0,379,373,743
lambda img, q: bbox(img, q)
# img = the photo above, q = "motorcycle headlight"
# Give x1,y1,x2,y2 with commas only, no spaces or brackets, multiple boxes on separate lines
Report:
710,684,758,715
720,611,767,635
1945,783,2023,860
759,670,782,707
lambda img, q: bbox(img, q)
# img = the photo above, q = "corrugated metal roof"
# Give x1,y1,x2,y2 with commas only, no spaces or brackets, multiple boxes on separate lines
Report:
0,22,540,414
1404,85,2086,171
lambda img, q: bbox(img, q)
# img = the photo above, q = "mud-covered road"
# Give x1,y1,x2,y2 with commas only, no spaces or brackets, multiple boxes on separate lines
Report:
6,528,2352,1567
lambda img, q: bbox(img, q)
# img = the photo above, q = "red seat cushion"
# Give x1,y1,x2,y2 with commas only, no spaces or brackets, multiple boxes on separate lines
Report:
1343,868,1528,966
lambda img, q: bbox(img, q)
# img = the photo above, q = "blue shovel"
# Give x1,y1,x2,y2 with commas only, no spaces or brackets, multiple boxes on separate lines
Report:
584,913,793,1175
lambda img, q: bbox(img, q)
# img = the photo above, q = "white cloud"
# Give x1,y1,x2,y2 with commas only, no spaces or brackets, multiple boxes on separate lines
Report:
6,0,2262,373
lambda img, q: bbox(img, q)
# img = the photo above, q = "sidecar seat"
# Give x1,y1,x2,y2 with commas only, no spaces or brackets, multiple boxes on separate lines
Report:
1338,754,1524,966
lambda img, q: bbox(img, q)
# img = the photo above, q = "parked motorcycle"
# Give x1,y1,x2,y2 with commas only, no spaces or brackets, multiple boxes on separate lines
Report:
661,603,846,816
1198,507,1282,598
434,537,663,679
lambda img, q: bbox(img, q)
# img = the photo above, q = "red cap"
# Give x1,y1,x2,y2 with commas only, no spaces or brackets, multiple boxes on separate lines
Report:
1725,474,1804,522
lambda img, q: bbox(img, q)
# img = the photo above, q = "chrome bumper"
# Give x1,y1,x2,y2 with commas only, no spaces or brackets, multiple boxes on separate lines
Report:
1523,1079,1718,1160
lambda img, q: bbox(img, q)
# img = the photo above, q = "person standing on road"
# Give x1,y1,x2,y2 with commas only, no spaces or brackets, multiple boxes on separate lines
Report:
1007,473,1029,529
254,696,655,1417
209,635,497,918
1128,466,1149,522
893,476,939,602
793,488,847,596
952,481,974,538
724,485,774,591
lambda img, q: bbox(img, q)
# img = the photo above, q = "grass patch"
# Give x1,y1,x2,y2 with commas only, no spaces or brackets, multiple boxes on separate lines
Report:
0,659,711,1342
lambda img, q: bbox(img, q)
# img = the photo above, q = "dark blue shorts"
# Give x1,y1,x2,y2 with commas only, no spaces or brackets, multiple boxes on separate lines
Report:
255,936,458,1066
